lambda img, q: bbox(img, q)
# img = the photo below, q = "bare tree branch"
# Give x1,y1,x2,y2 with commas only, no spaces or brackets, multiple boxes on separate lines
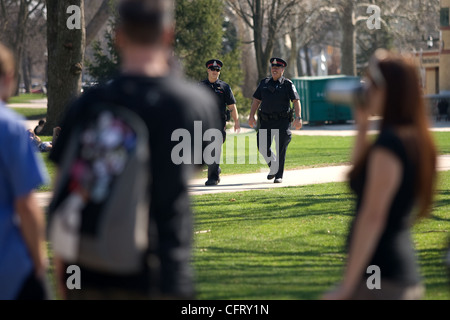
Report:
86,0,114,46
226,0,253,28
27,0,45,19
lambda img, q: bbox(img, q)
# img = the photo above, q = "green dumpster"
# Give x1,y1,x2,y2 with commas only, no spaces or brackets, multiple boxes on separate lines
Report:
292,75,359,125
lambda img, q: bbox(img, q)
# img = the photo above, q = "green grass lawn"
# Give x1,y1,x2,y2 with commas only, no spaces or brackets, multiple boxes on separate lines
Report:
8,93,47,104
43,171,449,300
216,132,354,175
196,131,450,178
35,131,450,190
434,131,450,154
191,171,450,300
38,131,449,300
9,107,47,120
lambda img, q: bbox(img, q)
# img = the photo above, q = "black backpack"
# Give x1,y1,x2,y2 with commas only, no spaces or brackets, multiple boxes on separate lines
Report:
48,101,150,274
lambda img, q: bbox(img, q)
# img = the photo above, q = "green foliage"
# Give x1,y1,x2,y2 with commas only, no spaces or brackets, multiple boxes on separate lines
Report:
174,0,244,95
175,0,223,81
85,36,120,83
233,88,252,117
220,43,249,114
220,44,244,90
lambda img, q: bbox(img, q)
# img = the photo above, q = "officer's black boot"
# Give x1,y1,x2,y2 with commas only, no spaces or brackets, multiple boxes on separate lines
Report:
267,161,278,180
205,164,221,186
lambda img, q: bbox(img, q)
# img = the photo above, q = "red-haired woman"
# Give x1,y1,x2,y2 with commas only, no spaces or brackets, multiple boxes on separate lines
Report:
323,49,437,300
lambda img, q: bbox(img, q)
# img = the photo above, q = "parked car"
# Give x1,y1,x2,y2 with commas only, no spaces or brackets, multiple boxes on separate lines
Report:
31,83,46,94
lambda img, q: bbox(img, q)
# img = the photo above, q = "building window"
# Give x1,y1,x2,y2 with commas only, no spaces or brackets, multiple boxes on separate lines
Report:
441,8,449,27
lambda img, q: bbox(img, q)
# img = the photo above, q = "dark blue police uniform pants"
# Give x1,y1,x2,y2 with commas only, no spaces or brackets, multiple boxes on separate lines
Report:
257,118,292,179
207,128,226,181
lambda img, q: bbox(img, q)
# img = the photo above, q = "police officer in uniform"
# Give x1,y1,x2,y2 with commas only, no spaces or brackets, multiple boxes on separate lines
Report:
248,57,302,183
200,59,240,186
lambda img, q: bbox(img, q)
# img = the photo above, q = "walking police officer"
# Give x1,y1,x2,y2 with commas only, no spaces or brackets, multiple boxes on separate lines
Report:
248,57,302,183
200,59,240,186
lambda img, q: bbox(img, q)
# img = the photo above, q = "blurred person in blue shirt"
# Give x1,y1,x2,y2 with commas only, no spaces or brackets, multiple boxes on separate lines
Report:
0,42,50,300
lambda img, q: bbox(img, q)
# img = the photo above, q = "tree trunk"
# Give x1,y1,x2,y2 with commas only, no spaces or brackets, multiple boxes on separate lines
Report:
21,53,31,93
304,45,312,76
297,49,304,77
228,0,299,84
85,0,112,47
286,31,298,79
340,6,356,76
252,0,275,81
12,0,28,96
253,0,266,82
45,0,85,135
231,9,257,98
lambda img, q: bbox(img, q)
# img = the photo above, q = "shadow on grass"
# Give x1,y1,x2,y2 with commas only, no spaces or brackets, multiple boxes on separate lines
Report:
193,245,345,300
193,241,450,300
193,186,352,299
193,189,355,228
431,190,450,222
415,247,450,299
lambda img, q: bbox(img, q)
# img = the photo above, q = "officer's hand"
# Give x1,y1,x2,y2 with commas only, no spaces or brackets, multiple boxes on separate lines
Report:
248,116,256,128
234,121,241,133
293,119,302,130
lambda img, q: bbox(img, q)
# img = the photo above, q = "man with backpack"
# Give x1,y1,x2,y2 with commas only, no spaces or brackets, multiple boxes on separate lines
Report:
48,0,221,300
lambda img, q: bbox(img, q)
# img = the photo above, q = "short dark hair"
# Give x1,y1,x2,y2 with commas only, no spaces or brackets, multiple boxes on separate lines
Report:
117,0,175,45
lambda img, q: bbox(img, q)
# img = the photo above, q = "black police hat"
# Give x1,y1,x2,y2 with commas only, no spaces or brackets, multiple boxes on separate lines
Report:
206,59,223,70
270,57,287,67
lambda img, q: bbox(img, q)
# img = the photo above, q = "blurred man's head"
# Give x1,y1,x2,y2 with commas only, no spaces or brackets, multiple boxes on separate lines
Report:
114,0,175,76
0,42,16,102
116,0,175,47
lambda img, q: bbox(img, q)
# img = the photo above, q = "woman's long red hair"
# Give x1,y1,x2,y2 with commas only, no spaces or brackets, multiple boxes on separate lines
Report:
350,51,437,222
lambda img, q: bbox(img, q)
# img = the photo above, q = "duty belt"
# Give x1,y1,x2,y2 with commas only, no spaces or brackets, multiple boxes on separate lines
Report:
258,110,290,121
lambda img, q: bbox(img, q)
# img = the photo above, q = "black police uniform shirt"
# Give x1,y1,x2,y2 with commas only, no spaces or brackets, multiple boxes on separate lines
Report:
200,79,236,126
49,74,221,297
253,76,300,114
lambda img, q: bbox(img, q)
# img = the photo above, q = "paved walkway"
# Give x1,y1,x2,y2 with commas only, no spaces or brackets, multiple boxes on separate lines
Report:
8,99,450,207
35,155,450,208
